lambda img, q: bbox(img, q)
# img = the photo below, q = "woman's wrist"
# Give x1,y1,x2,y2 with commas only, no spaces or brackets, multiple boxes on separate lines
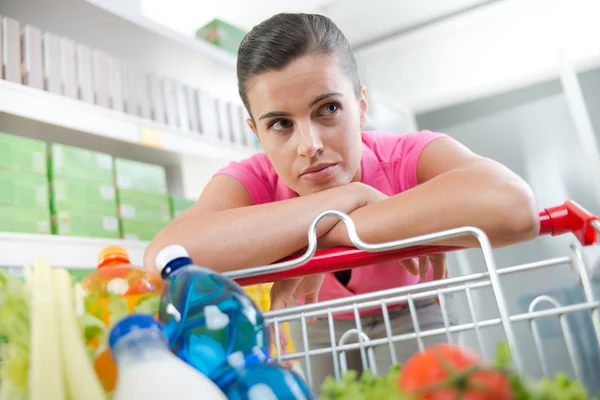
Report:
318,218,353,249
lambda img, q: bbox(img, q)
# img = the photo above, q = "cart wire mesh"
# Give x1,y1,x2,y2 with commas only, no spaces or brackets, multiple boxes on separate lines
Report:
226,201,600,394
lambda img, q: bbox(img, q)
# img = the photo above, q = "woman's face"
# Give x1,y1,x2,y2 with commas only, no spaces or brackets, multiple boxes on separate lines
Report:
245,53,368,196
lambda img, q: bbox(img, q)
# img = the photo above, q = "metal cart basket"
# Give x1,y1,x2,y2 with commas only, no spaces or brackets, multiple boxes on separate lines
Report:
227,201,600,394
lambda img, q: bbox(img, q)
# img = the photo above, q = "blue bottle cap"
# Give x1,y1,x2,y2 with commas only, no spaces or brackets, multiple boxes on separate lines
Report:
109,313,165,351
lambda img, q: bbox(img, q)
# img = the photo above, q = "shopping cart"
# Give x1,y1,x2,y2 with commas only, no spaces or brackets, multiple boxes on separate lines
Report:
226,200,600,394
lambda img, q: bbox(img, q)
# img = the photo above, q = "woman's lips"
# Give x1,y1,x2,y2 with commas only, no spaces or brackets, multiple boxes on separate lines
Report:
300,164,338,182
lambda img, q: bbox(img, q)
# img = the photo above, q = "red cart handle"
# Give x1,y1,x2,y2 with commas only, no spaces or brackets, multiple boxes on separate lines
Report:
233,201,599,286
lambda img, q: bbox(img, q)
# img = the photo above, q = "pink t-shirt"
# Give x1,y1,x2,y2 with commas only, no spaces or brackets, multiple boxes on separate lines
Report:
216,130,450,317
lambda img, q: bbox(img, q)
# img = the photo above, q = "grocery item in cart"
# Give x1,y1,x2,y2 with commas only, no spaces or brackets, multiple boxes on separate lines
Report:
81,245,163,393
155,245,269,381
81,245,163,325
224,362,314,400
398,344,512,400
109,314,227,400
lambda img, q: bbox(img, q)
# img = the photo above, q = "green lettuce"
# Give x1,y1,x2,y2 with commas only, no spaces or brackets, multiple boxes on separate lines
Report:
0,269,30,400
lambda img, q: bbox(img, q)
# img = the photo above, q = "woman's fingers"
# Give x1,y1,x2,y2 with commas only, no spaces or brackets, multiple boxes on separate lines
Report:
268,280,300,357
400,258,419,276
418,256,429,280
430,253,447,281
304,291,319,323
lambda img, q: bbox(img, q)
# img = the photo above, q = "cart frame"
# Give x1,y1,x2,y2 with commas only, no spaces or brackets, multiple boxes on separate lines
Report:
225,201,600,392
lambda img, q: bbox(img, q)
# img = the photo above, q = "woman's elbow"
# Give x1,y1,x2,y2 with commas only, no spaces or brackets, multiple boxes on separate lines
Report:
500,182,539,243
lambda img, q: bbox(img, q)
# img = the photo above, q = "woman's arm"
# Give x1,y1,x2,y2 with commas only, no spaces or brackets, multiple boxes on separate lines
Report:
320,138,539,250
143,176,382,274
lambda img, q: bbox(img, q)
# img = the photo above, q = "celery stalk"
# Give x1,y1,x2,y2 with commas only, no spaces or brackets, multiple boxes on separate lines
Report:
28,259,66,400
53,268,106,400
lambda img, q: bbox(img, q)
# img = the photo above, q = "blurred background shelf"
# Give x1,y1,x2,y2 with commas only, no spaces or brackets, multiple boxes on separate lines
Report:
0,80,255,164
0,0,239,100
86,0,238,69
0,232,148,269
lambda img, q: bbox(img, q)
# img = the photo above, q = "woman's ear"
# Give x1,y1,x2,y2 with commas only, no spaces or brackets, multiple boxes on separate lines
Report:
359,85,369,129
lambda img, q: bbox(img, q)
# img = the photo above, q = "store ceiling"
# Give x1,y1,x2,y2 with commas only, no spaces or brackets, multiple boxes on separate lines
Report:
141,0,496,50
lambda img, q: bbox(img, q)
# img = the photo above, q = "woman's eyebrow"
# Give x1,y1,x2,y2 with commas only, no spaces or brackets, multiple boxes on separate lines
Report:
309,92,342,107
258,92,342,121
259,111,290,121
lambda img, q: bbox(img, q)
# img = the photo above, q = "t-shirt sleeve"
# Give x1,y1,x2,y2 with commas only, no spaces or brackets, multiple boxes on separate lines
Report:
214,158,274,205
391,130,452,191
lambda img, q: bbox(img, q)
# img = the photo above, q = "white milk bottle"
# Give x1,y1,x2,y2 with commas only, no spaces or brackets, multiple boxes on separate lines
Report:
109,313,227,400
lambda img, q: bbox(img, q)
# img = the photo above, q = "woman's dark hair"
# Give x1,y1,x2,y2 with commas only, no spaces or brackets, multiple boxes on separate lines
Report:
237,13,360,115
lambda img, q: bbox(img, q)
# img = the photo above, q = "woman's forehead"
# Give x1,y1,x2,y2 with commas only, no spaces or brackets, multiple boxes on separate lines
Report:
246,54,353,115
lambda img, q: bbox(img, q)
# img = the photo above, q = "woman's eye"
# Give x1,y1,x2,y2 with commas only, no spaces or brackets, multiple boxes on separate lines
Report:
270,119,293,131
320,102,340,115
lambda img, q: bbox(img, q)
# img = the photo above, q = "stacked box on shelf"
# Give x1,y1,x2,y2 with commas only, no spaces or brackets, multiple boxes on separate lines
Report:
49,144,119,239
170,195,195,218
196,18,246,55
0,133,50,234
115,158,170,241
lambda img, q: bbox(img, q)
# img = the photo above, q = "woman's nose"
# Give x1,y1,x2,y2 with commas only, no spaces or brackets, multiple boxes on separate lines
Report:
297,126,324,157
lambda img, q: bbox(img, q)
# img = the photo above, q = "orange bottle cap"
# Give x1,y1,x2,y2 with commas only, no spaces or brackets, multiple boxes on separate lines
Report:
98,245,130,266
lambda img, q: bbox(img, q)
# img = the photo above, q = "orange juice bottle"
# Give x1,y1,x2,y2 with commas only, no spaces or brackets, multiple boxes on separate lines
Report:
82,245,164,324
81,245,164,392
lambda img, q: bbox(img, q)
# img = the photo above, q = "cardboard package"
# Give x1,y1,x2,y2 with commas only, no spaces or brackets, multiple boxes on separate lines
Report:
0,132,47,173
43,32,61,94
49,144,114,183
60,37,77,99
21,25,44,89
2,17,21,83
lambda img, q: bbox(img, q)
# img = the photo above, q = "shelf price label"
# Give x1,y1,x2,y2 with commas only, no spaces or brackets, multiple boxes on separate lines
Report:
139,125,164,148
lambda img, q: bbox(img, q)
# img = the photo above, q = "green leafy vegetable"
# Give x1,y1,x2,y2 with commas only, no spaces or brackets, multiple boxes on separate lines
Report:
318,341,597,400
319,364,414,400
493,341,596,400
0,269,30,400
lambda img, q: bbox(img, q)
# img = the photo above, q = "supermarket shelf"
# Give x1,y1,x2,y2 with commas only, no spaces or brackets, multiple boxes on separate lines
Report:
0,0,239,98
86,0,237,68
0,232,148,269
0,80,256,163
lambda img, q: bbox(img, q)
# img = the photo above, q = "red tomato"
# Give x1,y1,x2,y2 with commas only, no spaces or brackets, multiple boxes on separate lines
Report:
399,344,512,400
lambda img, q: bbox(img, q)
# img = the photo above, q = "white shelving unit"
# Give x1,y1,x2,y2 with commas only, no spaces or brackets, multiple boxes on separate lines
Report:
0,80,255,163
0,0,253,269
86,0,237,69
0,232,148,269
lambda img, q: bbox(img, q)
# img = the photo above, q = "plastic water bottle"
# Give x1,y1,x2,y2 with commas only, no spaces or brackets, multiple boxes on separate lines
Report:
155,245,269,385
109,314,227,400
224,363,314,400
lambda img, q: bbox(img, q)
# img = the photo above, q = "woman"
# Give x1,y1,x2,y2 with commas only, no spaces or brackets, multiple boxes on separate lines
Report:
145,12,538,389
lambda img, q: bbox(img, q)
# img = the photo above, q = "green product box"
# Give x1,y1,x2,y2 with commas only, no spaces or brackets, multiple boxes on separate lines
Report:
0,266,93,283
49,144,114,183
170,195,195,218
52,210,120,239
114,158,167,194
51,178,117,215
196,18,246,54
68,268,95,282
0,132,47,173
0,204,50,234
117,189,171,222
120,219,166,241
0,169,49,208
